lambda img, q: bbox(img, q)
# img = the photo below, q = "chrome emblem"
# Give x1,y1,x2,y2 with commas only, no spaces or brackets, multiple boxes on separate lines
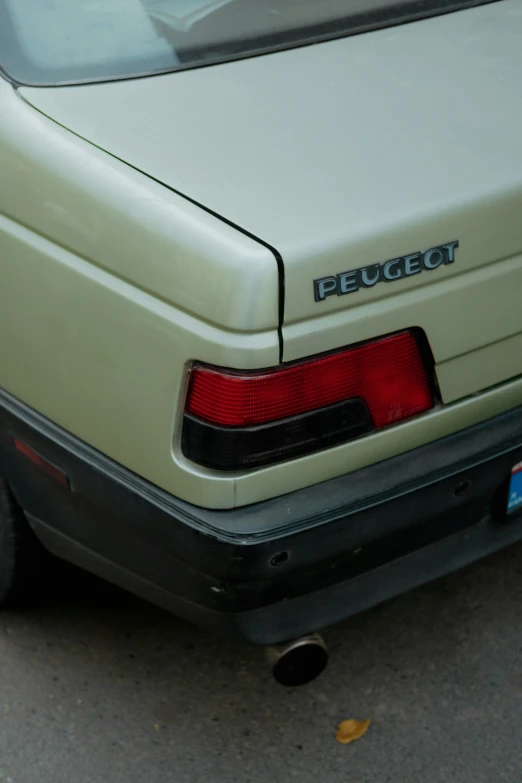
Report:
314,241,459,302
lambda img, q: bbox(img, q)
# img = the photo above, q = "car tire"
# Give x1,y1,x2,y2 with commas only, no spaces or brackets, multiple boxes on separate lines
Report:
0,477,44,609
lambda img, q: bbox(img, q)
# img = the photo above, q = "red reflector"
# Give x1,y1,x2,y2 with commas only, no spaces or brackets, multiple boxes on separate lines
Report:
13,438,70,488
186,332,433,428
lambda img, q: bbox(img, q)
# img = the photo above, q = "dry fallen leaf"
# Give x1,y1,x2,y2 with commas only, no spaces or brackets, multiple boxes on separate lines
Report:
336,718,371,744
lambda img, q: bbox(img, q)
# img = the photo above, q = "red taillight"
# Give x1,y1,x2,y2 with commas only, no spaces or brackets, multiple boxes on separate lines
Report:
183,331,434,470
186,332,432,428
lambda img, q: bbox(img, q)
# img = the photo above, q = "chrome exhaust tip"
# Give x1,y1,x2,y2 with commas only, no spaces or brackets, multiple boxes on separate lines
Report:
265,633,328,687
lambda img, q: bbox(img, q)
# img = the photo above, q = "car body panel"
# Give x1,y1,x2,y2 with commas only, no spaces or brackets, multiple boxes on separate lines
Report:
1,84,279,333
0,209,280,509
3,173,522,509
20,1,522,388
2,1,522,509
0,79,282,508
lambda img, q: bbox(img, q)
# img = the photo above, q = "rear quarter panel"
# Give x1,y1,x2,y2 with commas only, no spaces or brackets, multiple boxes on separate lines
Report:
0,79,282,508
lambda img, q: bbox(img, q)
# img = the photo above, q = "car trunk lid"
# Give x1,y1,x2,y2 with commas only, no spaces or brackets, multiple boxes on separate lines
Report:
19,0,522,402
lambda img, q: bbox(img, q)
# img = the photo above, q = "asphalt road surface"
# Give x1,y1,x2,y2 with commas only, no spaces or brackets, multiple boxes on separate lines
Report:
1,544,522,783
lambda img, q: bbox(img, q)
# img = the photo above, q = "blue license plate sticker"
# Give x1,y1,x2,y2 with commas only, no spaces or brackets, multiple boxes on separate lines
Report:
508,462,522,514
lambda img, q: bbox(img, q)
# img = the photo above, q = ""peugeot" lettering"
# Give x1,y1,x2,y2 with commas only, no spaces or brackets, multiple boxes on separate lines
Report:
313,241,459,302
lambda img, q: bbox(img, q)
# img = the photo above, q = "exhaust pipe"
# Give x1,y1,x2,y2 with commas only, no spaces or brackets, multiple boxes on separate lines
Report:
265,633,328,687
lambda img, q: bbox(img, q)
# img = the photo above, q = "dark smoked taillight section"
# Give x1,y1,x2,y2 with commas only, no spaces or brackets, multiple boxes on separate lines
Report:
183,398,372,470
182,332,433,470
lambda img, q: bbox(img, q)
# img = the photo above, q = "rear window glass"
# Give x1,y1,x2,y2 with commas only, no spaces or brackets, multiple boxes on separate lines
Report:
0,0,499,87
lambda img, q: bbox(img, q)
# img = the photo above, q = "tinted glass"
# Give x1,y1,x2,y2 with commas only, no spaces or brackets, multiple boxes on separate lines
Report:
0,0,499,86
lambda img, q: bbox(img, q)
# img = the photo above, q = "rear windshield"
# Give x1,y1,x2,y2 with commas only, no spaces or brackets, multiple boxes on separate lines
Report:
0,0,498,87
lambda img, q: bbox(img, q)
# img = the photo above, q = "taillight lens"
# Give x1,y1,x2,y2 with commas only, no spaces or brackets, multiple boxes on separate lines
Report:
183,331,433,470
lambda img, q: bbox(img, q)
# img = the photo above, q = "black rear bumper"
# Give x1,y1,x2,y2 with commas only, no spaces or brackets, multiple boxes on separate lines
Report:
1,390,522,645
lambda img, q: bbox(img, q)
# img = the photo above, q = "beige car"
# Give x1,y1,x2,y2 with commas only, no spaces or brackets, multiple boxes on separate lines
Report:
1,0,522,686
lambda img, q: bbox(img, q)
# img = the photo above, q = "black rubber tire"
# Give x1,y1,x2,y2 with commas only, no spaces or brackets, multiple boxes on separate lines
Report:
0,477,44,609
